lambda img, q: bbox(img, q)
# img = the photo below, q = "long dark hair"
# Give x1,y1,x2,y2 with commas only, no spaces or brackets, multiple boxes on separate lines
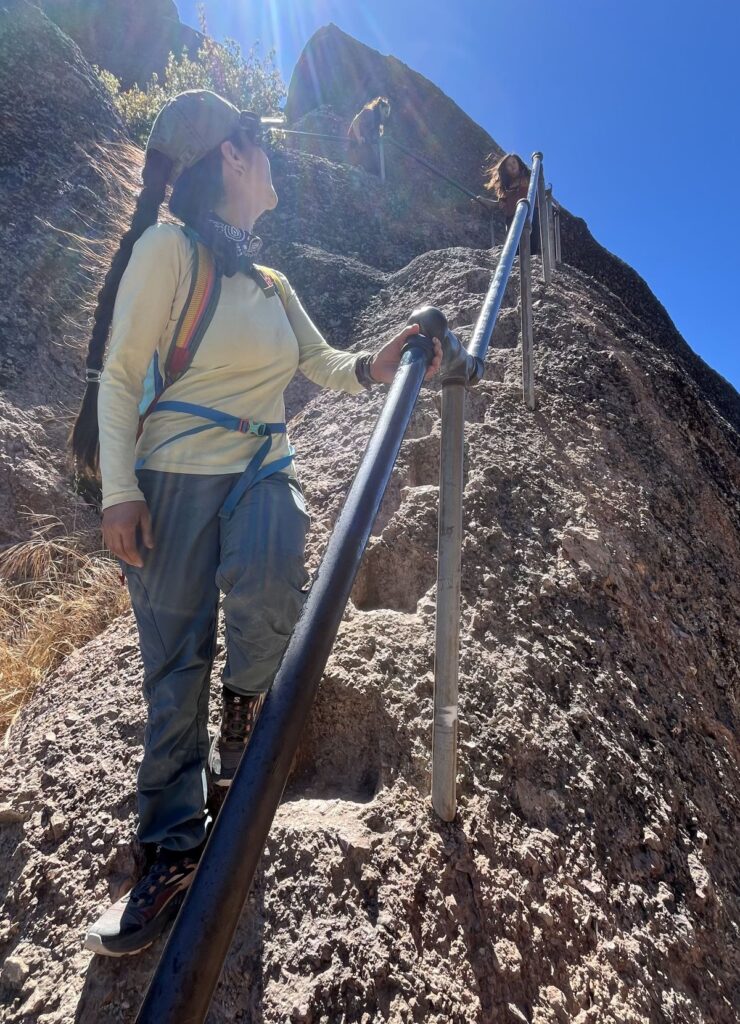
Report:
70,129,246,479
485,152,530,198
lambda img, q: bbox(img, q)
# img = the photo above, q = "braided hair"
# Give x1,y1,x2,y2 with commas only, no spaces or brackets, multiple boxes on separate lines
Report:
70,149,171,476
70,130,246,479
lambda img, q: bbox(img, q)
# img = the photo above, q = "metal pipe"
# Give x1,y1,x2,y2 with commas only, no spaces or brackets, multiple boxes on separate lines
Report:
467,197,529,364
554,204,562,264
135,331,437,1024
432,379,465,821
378,135,386,182
536,165,552,287
526,152,543,222
519,215,535,411
546,186,556,267
268,127,353,143
384,136,488,207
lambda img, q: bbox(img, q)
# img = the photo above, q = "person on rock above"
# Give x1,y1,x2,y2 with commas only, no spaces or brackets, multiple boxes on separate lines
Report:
71,88,441,957
347,95,391,175
478,152,541,256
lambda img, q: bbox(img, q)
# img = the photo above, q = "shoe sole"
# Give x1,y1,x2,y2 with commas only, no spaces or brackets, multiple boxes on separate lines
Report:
84,932,156,958
84,888,187,957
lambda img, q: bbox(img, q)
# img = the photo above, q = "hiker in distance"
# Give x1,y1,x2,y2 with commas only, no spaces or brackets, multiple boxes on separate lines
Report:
347,95,391,175
477,152,541,255
71,88,442,956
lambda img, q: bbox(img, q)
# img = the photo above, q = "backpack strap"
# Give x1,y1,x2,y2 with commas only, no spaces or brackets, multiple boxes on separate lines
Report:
164,228,221,383
137,228,220,433
252,264,288,307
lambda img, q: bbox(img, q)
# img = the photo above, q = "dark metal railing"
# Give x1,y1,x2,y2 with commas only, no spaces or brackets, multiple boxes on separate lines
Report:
270,125,499,239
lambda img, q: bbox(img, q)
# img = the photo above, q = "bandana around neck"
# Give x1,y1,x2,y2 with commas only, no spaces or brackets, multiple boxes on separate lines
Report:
191,210,263,278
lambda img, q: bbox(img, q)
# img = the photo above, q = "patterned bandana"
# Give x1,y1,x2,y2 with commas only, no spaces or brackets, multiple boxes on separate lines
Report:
191,210,264,278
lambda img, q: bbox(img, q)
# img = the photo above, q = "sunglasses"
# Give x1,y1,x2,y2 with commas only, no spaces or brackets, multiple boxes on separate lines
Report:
238,111,285,145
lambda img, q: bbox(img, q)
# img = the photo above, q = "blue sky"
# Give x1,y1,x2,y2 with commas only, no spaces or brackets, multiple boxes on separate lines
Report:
176,0,739,392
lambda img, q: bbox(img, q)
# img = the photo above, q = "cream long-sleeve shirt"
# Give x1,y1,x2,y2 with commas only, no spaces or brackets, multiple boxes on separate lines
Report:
98,222,371,510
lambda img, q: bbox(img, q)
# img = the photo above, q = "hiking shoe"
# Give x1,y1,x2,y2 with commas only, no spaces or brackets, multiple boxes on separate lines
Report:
208,689,265,787
84,846,201,957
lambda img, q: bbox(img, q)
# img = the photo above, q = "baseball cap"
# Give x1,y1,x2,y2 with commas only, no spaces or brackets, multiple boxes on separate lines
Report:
146,89,285,185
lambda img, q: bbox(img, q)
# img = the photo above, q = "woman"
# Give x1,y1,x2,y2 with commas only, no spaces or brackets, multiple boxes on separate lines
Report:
347,95,391,175
483,152,540,256
73,88,441,956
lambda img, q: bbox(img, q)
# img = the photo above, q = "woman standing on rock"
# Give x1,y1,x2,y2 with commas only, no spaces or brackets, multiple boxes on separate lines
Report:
347,95,391,175
482,152,540,256
71,88,441,956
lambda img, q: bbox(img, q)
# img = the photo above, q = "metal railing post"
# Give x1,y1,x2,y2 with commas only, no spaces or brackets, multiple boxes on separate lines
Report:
536,163,552,287
546,186,556,266
554,204,562,264
490,214,496,248
378,134,386,182
432,378,465,821
429,330,481,823
519,201,535,411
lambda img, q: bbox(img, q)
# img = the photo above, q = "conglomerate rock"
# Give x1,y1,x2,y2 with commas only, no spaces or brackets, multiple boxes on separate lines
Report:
1,7,739,1024
1,247,738,1023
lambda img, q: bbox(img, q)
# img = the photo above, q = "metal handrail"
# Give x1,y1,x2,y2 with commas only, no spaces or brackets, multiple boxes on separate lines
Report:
269,126,354,143
270,125,498,226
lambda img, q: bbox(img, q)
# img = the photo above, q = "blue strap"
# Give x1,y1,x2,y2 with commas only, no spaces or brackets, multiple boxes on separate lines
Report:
135,422,220,470
135,400,293,514
135,400,286,469
154,400,284,437
218,447,296,520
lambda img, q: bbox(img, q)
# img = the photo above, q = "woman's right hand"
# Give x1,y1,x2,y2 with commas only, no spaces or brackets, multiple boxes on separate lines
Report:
102,500,154,568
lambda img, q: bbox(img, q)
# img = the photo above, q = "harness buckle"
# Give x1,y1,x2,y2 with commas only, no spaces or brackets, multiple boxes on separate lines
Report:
248,421,268,436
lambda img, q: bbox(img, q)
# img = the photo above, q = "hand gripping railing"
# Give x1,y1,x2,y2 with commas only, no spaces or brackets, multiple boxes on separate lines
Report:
135,152,557,1021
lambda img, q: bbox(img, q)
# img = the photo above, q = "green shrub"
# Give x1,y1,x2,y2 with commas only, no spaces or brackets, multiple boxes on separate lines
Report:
96,2,285,145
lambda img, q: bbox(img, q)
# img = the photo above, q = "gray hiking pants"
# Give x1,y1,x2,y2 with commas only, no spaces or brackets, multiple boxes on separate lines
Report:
124,469,310,852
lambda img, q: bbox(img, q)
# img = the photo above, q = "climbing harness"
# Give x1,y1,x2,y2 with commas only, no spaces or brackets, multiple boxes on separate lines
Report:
136,226,293,519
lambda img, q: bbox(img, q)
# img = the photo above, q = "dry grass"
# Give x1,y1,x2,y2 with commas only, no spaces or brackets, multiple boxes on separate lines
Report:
0,517,129,737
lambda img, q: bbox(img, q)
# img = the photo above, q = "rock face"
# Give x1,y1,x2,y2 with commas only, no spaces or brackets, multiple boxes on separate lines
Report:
34,0,202,89
0,1,127,540
286,23,504,194
2,248,739,1024
1,10,739,1024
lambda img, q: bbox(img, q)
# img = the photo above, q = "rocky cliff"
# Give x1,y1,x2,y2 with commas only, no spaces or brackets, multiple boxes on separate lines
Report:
34,0,202,89
1,7,738,1024
0,0,127,541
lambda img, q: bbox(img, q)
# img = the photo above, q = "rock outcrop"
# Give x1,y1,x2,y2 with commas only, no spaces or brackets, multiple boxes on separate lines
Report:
34,0,202,89
285,23,504,196
0,0,127,540
1,7,739,1024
